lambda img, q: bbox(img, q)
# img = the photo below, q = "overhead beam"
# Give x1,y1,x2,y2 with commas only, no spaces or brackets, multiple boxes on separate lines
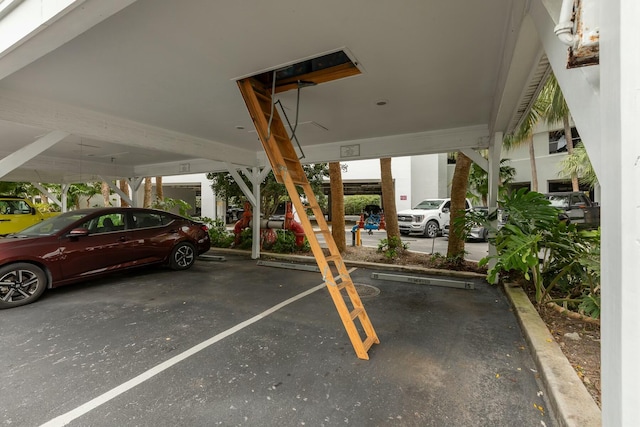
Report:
460,149,488,172
0,150,135,182
0,130,68,178
257,125,490,165
0,90,256,166
30,182,62,209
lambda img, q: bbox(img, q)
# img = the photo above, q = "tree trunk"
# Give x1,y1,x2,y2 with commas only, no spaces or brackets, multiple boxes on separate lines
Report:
101,182,111,206
329,162,346,252
527,135,539,192
563,115,580,191
119,180,130,207
155,176,164,201
447,152,472,259
380,158,400,240
143,177,153,208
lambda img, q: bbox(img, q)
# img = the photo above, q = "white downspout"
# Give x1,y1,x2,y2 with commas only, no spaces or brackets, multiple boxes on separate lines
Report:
554,0,578,46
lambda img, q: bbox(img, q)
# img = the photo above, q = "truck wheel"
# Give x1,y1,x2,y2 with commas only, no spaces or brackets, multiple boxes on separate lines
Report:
423,220,439,238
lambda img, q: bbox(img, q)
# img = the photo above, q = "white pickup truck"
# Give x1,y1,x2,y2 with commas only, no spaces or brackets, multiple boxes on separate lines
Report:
397,198,471,238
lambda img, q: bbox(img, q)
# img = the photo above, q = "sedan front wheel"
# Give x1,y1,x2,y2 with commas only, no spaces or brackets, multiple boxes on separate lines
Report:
0,263,47,309
169,242,196,270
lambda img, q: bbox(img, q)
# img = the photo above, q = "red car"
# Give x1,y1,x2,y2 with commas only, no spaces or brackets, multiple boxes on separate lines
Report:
0,207,210,309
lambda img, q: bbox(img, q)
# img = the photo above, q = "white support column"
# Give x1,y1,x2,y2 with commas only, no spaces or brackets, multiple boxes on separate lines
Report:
0,130,69,178
224,163,272,259
601,1,640,425
225,163,257,206
61,184,70,213
30,182,62,210
127,177,144,208
251,167,261,260
487,132,502,278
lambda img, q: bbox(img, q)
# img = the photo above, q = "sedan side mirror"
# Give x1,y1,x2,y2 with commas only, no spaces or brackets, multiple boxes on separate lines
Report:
67,228,90,238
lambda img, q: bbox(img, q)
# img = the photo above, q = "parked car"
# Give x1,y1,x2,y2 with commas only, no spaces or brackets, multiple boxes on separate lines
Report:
442,207,503,242
397,198,471,238
0,207,211,309
226,206,244,223
544,192,600,229
0,196,59,236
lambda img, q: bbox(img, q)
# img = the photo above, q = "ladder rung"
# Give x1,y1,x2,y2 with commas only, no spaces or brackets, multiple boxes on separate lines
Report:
363,335,377,351
350,307,364,320
326,255,342,263
254,91,272,102
282,155,300,163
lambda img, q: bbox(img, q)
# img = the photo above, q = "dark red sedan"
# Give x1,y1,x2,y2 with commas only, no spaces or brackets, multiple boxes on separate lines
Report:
0,207,210,309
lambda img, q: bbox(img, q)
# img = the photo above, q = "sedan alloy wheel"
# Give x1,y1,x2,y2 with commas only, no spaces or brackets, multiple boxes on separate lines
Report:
0,263,47,309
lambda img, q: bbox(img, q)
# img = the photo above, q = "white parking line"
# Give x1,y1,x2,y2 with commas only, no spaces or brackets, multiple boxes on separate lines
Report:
40,279,334,427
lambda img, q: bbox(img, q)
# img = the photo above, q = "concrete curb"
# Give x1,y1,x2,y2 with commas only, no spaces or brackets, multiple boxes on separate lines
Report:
207,248,487,280
503,284,601,427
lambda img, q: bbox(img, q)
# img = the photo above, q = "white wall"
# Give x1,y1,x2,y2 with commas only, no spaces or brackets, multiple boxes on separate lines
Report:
156,174,216,219
340,155,445,211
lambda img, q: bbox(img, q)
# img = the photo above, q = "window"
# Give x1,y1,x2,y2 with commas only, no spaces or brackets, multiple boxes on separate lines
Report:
81,213,126,234
0,200,31,215
549,127,581,154
132,212,170,229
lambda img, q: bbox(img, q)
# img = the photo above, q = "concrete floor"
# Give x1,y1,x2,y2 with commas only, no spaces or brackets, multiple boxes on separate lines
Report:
1,254,554,426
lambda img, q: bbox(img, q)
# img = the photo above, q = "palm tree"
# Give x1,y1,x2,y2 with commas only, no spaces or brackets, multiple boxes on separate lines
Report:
329,162,346,252
559,143,598,188
143,177,153,207
380,158,400,240
467,158,516,206
447,152,472,259
541,73,580,191
101,181,111,206
119,180,130,207
155,176,164,201
503,87,548,192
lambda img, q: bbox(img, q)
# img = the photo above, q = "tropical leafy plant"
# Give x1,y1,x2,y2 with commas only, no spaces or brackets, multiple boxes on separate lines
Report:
480,188,601,318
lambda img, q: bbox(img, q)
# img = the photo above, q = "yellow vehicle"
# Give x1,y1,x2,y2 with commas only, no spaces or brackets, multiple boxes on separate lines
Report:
0,196,59,235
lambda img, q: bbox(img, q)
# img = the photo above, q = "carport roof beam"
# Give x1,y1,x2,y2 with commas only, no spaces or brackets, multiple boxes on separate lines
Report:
0,130,68,179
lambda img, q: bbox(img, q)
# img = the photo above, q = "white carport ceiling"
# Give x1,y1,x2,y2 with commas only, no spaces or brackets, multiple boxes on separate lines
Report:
0,0,546,183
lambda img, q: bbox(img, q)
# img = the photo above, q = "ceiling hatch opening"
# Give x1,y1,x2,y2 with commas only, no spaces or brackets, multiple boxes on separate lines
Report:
249,49,362,94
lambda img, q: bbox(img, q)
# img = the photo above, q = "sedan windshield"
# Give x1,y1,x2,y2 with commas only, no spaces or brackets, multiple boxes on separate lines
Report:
10,212,90,237
413,200,444,210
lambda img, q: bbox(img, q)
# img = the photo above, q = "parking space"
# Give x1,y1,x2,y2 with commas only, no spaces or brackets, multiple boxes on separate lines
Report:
1,254,553,426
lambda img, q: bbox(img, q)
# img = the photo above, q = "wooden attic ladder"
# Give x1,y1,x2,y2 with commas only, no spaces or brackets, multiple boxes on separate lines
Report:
238,77,379,360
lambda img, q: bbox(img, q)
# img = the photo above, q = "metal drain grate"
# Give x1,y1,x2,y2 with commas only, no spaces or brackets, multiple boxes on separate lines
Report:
354,284,381,298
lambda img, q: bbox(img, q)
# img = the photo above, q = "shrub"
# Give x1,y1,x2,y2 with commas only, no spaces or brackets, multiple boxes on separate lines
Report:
206,218,234,248
377,236,408,260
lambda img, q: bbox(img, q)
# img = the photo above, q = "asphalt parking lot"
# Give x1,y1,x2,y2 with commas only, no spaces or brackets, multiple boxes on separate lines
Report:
1,254,554,426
